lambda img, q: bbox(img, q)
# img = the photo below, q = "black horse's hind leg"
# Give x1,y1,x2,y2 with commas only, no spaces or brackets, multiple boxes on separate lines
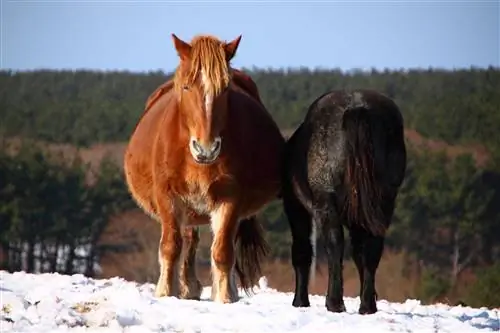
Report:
283,190,313,307
350,226,384,314
315,193,346,313
351,190,397,314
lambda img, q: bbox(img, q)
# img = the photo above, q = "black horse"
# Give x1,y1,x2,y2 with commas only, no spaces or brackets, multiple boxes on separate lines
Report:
282,89,407,314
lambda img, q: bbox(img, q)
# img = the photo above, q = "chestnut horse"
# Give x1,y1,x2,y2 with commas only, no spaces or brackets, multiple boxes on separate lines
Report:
124,34,285,304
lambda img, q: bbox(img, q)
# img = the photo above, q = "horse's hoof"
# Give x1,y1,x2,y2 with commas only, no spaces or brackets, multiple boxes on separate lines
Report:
217,297,238,304
180,282,202,300
212,292,239,304
326,301,346,313
154,286,179,299
181,295,201,301
292,297,310,307
358,305,377,315
154,289,166,298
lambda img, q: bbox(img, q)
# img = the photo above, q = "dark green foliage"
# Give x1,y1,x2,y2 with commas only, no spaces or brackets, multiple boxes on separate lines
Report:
1,67,499,166
258,200,292,259
0,70,170,147
389,145,500,293
466,264,500,309
417,267,451,303
0,139,129,275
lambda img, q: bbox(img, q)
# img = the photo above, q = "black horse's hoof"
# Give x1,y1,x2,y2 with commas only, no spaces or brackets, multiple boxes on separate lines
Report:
326,301,346,313
292,297,310,307
358,304,377,315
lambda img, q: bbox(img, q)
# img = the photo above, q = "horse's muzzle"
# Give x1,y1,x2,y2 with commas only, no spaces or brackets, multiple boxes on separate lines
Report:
189,136,222,164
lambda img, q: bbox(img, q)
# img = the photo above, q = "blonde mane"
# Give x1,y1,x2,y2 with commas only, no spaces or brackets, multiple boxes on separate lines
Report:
174,35,231,97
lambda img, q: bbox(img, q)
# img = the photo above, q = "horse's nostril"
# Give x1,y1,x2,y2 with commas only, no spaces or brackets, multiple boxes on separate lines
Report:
212,141,220,152
211,138,222,153
192,139,202,153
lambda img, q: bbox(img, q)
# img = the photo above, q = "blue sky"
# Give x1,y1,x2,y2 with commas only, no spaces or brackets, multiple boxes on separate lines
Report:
1,0,499,72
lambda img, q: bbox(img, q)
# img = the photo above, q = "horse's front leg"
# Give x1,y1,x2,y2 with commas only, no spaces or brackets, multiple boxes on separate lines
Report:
179,226,203,300
210,203,239,303
155,197,183,298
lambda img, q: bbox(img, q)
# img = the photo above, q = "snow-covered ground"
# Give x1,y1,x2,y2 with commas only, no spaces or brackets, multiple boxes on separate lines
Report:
1,271,498,333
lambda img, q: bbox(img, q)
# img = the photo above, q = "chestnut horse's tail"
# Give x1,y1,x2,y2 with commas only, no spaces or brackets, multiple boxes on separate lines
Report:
343,107,386,236
234,215,270,294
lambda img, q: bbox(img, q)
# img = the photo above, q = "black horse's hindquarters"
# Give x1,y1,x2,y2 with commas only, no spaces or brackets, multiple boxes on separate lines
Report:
282,89,407,315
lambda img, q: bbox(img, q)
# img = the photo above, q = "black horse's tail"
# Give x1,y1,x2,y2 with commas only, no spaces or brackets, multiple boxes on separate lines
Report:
343,107,386,236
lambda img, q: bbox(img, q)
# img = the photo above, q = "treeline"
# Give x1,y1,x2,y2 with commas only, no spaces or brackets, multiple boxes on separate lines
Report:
0,67,499,308
0,139,133,275
1,67,499,165
387,146,500,304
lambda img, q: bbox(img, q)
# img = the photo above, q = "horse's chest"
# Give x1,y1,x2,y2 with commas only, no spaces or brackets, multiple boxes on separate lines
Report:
181,193,211,215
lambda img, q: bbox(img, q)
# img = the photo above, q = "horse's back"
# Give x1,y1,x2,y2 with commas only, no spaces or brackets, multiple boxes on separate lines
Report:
286,89,405,205
305,89,402,126
229,80,284,154
126,85,174,158
229,69,283,153
302,89,404,156
124,82,176,218
145,80,175,114
231,69,264,106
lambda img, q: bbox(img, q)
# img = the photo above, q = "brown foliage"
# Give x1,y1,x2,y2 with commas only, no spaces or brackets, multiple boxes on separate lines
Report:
404,129,489,167
97,209,160,283
2,126,489,182
97,222,419,303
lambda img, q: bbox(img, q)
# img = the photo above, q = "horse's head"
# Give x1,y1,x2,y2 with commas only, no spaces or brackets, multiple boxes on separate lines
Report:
172,33,242,165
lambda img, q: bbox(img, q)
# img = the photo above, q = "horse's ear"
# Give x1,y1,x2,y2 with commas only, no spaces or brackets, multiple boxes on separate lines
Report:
171,34,191,60
224,35,242,61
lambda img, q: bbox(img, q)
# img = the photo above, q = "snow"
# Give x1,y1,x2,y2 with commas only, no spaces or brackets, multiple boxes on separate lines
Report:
1,271,499,333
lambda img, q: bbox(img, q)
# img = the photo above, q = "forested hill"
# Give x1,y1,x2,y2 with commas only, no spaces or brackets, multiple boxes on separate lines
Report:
1,67,499,166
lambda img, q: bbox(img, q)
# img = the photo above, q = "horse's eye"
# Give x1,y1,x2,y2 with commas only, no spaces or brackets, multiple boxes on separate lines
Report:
183,85,190,91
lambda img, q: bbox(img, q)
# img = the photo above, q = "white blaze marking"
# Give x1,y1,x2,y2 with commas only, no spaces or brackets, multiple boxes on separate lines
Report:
201,68,213,122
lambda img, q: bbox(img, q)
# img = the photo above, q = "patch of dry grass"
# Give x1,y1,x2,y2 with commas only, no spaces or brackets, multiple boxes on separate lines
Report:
71,301,100,314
